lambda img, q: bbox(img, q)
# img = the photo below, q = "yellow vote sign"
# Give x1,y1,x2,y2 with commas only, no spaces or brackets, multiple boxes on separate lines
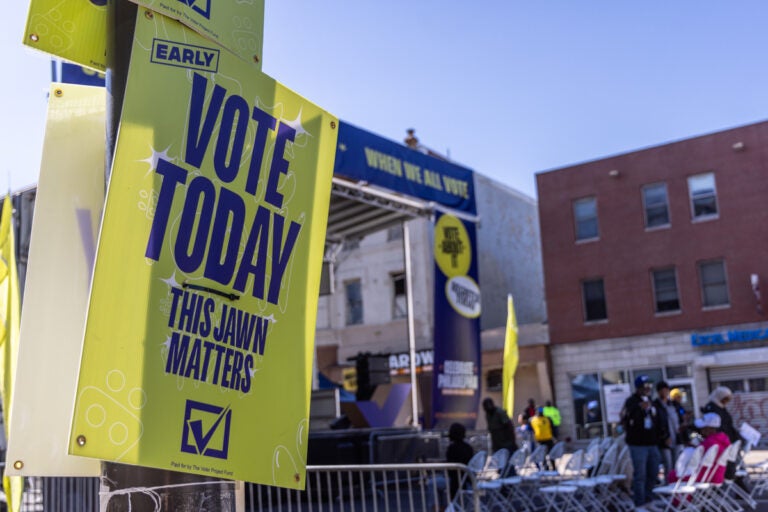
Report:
131,0,264,65
69,11,337,488
24,0,107,71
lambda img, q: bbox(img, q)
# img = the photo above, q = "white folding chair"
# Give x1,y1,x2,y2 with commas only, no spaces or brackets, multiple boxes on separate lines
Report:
558,442,616,512
539,450,590,512
582,439,603,477
468,450,489,476
477,448,514,512
500,446,539,512
652,444,713,512
744,456,768,500
525,444,550,475
487,448,510,478
450,451,489,512
547,441,566,469
461,450,514,512
718,441,757,512
691,441,734,512
587,441,634,512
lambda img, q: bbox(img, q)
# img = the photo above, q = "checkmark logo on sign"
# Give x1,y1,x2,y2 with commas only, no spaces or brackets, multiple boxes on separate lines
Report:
177,0,212,19
181,400,232,459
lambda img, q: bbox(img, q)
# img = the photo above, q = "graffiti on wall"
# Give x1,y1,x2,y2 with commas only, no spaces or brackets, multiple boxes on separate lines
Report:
729,392,768,444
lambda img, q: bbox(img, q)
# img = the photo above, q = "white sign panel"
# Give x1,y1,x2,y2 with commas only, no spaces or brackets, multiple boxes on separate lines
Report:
603,383,632,424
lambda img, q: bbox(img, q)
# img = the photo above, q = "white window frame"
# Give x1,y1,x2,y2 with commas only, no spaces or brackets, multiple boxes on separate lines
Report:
698,259,730,309
642,182,671,229
573,196,599,242
651,266,681,314
391,272,407,319
688,172,719,221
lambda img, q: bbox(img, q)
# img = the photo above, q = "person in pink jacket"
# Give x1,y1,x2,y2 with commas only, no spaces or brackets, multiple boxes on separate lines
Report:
668,412,730,484
695,412,731,484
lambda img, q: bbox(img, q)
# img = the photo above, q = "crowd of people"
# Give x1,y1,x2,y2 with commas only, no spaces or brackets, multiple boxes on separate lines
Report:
430,380,750,511
620,375,747,509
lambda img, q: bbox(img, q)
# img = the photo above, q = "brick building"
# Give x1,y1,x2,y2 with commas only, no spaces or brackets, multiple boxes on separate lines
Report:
537,121,768,442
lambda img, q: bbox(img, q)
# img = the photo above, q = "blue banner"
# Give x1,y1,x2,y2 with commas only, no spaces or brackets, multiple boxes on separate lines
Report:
60,62,105,87
430,213,481,429
334,122,476,215
332,121,481,429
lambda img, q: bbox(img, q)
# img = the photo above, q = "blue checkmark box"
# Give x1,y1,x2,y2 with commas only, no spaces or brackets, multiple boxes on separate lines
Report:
181,399,232,459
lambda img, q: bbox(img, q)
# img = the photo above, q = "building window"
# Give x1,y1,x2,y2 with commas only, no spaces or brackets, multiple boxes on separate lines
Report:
345,280,363,325
652,267,680,313
342,238,360,251
571,373,602,439
665,364,692,379
573,197,599,241
582,278,607,322
688,172,718,220
486,369,503,391
392,272,407,319
713,379,745,393
699,260,729,308
748,378,768,392
387,225,403,241
643,183,670,228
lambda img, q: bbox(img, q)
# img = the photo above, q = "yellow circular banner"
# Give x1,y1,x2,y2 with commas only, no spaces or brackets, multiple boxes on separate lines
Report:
434,214,471,277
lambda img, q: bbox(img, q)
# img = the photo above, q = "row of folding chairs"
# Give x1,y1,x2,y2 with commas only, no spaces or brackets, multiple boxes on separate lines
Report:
648,439,755,512
738,441,768,507
743,453,768,501
536,436,634,512
451,436,634,512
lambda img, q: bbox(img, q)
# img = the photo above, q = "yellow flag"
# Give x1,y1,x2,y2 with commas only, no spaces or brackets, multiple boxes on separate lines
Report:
502,294,519,419
0,196,24,512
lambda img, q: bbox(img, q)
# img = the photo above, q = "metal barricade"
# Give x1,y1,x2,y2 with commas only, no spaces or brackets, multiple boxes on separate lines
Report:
32,464,481,512
244,463,481,512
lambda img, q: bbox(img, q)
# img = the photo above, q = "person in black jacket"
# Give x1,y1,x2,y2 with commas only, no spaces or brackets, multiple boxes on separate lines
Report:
702,386,743,480
621,375,663,507
445,423,475,498
427,422,475,510
483,398,518,453
653,381,677,483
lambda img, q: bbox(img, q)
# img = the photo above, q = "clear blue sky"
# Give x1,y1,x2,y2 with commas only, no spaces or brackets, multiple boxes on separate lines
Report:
3,1,768,198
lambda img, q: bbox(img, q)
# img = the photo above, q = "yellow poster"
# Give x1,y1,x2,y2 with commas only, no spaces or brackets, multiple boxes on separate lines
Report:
5,84,105,477
131,0,264,66
24,0,107,71
69,11,337,488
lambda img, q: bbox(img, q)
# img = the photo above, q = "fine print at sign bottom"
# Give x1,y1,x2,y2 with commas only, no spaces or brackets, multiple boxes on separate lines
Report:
170,460,234,478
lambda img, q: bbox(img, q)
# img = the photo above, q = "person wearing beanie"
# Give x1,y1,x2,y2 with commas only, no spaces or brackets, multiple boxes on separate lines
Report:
620,374,663,507
669,388,690,445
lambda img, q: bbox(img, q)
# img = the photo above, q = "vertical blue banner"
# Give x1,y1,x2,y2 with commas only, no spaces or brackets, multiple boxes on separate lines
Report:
431,213,481,429
331,121,481,428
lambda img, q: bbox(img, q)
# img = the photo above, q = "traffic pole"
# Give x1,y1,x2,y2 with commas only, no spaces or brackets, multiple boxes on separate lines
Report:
101,1,238,509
